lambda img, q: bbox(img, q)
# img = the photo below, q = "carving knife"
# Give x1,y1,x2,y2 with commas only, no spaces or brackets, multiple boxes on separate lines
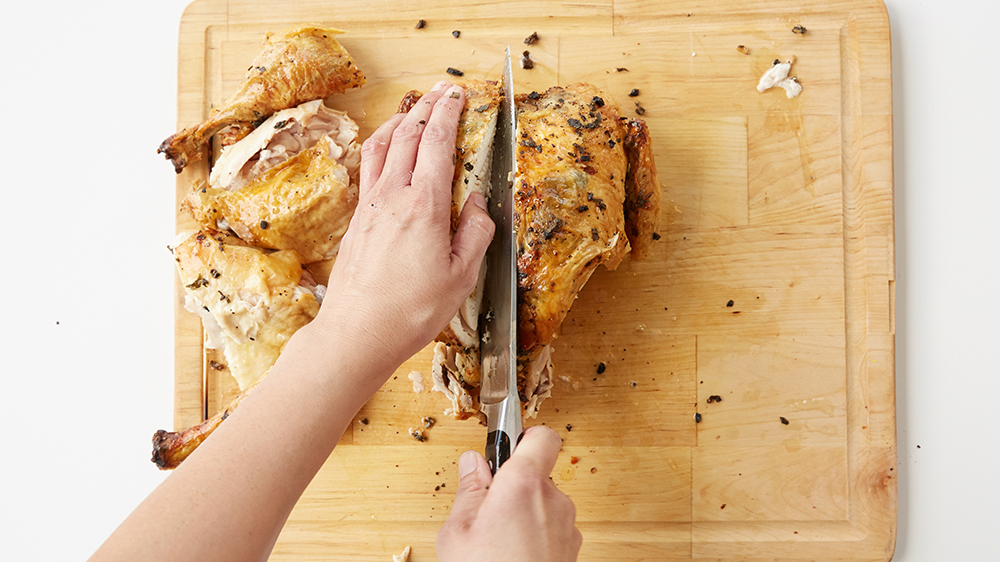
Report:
479,47,521,475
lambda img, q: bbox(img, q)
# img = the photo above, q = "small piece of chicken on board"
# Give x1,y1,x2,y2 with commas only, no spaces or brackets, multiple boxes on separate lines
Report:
152,230,323,469
429,82,662,421
158,26,366,173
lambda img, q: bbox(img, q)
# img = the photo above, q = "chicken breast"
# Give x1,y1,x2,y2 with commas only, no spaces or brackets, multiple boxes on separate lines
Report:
171,229,322,390
158,26,365,173
181,101,361,263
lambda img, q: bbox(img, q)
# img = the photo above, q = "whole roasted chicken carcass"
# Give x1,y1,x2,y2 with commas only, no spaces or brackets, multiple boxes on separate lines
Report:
158,26,365,173
426,83,662,421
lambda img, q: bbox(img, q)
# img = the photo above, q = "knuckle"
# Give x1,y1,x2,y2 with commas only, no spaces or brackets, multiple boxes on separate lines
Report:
360,136,384,159
420,122,454,146
391,121,423,143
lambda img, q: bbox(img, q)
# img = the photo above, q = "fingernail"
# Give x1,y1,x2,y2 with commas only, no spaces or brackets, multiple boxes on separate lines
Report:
469,192,487,211
459,450,478,478
431,81,450,91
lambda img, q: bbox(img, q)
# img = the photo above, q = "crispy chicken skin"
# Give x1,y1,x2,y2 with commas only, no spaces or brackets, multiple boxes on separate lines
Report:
623,118,662,261
515,84,632,358
158,26,365,173
182,136,359,263
171,229,322,390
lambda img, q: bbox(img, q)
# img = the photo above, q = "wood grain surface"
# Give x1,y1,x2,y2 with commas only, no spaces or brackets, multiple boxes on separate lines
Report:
169,1,895,560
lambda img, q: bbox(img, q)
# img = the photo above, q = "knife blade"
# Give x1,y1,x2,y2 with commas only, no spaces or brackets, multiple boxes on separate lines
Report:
480,47,522,475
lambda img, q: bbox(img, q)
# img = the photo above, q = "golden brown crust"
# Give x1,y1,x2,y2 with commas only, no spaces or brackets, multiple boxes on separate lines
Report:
158,26,366,173
396,90,423,113
514,84,630,356
182,137,358,263
623,118,662,261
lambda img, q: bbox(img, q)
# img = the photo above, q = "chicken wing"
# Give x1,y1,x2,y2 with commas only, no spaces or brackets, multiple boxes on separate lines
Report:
182,100,361,263
158,26,365,173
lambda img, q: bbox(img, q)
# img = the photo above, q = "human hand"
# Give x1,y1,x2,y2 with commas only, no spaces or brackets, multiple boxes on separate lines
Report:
437,426,582,562
313,82,495,374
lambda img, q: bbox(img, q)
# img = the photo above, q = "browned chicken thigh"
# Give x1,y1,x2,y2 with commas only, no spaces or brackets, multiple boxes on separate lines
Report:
158,26,366,173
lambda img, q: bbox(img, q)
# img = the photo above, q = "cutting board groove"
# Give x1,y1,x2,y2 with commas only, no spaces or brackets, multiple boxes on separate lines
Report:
170,1,895,560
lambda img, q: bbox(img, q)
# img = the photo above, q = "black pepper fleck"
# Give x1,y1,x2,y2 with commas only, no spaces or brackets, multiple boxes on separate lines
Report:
524,31,539,45
707,395,723,404
792,24,807,34
780,417,790,425
565,424,573,432
415,19,426,29
597,362,606,374
446,67,464,76
628,88,639,97
452,30,461,38
695,413,702,423
260,220,269,230
727,300,735,307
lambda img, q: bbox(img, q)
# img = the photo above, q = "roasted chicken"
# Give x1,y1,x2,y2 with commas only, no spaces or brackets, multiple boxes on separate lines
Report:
158,26,366,173
182,100,361,263
170,229,323,390
428,83,661,420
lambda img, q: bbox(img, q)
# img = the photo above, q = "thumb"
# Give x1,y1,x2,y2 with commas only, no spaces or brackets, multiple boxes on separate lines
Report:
450,192,495,274
447,450,493,524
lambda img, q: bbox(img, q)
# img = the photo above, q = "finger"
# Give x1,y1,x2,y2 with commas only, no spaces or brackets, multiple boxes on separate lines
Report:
379,81,451,190
571,527,584,555
446,450,493,526
500,425,562,477
450,192,494,286
410,84,465,206
359,113,406,199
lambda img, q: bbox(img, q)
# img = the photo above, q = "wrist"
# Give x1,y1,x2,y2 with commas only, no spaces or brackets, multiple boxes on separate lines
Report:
287,318,400,399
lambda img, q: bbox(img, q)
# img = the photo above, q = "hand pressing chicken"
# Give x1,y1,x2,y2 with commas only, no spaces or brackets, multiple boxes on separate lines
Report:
158,26,366,173
90,82,519,562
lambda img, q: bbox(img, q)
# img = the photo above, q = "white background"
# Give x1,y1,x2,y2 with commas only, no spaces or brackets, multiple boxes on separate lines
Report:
1,1,997,560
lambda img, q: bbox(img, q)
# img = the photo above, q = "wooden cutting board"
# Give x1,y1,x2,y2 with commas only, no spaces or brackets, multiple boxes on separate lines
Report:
170,1,896,560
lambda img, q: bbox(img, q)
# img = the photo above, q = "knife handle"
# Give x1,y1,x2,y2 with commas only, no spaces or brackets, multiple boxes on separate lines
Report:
486,428,525,474
486,429,511,474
